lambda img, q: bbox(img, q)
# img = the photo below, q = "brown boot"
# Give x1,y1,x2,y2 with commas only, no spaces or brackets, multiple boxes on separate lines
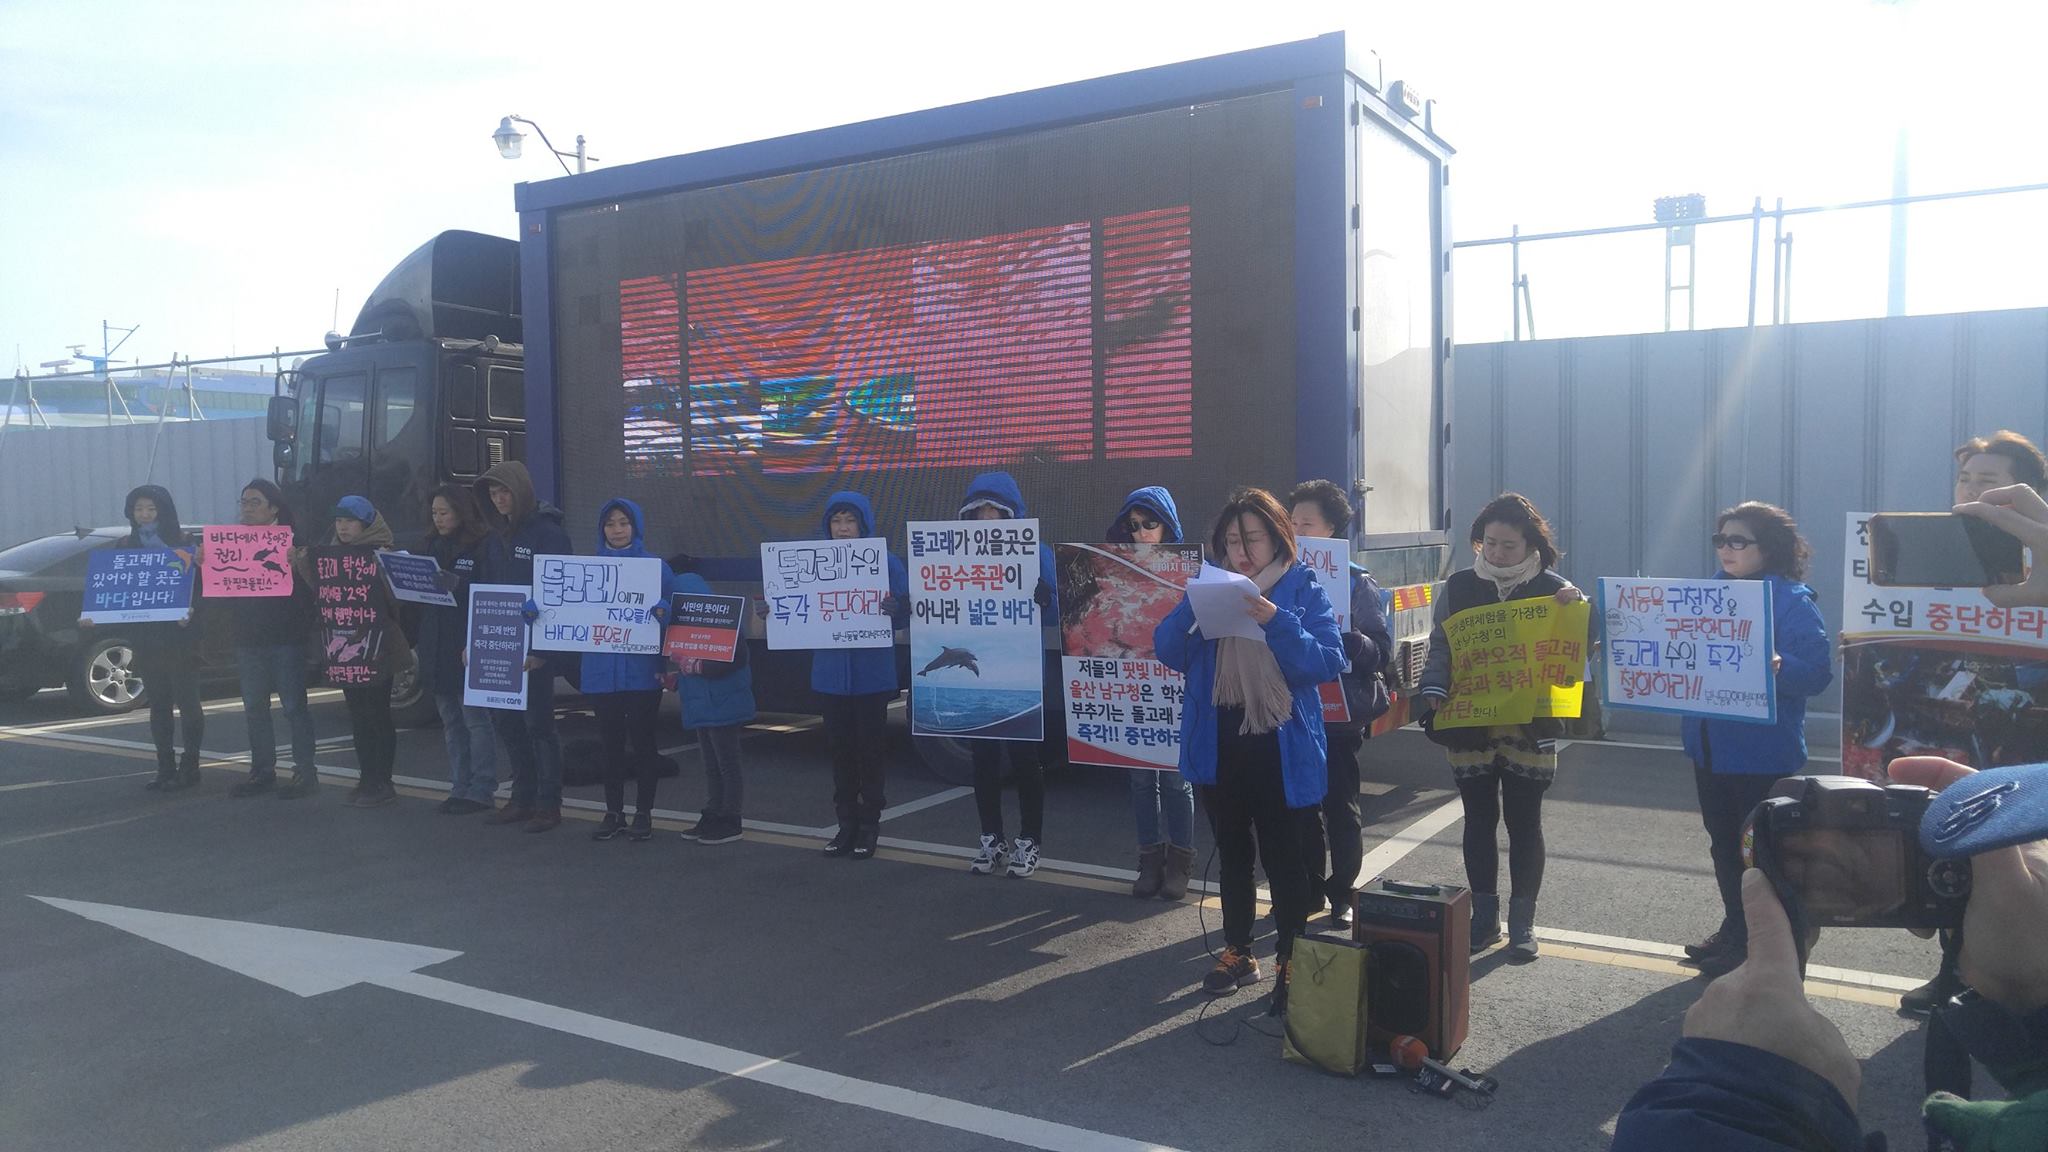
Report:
524,808,562,833
1159,845,1196,901
1131,843,1166,899
487,804,535,826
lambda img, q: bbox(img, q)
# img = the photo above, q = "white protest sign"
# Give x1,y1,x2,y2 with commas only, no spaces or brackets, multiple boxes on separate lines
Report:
907,519,1044,742
529,554,664,654
759,538,893,650
1598,577,1776,723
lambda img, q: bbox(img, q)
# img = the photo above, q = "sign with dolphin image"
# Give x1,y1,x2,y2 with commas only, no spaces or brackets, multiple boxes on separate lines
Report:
907,518,1044,741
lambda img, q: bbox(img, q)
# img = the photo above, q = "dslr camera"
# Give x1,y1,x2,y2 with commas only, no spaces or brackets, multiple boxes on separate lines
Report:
1743,774,1971,933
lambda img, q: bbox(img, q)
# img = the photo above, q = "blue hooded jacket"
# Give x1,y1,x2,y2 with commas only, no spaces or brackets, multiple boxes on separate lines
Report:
1154,563,1347,808
1680,571,1833,775
672,571,757,728
579,498,675,695
810,492,911,697
1106,486,1183,544
958,471,1059,619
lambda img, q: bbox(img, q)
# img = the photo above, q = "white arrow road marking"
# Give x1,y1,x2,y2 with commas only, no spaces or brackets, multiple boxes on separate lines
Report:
32,896,1186,1152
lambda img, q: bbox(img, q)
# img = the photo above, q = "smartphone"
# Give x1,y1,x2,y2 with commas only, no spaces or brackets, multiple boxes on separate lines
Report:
1867,512,2025,588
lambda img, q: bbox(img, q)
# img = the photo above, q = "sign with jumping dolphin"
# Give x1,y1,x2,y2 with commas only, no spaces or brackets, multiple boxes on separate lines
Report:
907,518,1043,741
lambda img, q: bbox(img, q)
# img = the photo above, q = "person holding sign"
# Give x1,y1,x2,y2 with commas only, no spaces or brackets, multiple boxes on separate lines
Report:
310,497,415,808
1155,488,1345,1006
84,486,204,791
673,564,756,846
473,461,574,834
220,479,321,800
802,492,909,861
1679,503,1832,977
583,500,675,843
958,472,1059,879
1415,494,1582,962
1288,480,1395,931
418,485,499,815
1104,485,1199,900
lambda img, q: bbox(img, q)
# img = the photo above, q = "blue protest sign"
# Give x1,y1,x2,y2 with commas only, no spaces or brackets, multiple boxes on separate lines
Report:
376,550,456,607
82,548,196,624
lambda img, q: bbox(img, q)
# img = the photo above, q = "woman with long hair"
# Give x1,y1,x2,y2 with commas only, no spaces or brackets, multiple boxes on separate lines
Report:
1680,502,1832,976
87,486,205,790
1415,493,1582,962
418,484,499,814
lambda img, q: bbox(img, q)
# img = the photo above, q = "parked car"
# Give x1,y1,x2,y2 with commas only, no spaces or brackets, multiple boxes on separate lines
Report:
0,527,433,724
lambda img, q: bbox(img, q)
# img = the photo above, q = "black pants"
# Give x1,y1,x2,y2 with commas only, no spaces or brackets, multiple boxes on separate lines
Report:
1203,706,1312,957
342,684,397,790
821,691,891,826
1457,769,1549,900
594,689,662,815
142,650,204,774
973,739,1044,844
1693,756,1786,943
1303,727,1365,907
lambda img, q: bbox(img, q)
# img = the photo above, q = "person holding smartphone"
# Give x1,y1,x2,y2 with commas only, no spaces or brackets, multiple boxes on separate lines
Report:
1679,503,1833,977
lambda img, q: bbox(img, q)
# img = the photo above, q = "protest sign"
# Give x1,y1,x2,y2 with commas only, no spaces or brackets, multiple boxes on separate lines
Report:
81,548,196,624
201,525,294,597
908,519,1044,741
376,551,456,608
759,538,892,649
665,592,746,664
1299,536,1352,724
1185,565,1265,640
1840,513,2048,782
1598,578,1775,723
1433,597,1590,729
464,583,530,709
1055,542,1204,769
313,546,387,686
530,554,664,654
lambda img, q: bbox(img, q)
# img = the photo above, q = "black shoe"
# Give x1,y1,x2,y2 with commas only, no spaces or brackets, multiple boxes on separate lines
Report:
441,797,489,816
1693,944,1746,978
822,825,857,857
231,773,278,798
145,770,178,791
628,812,654,842
592,812,627,841
1684,930,1737,962
851,824,878,860
1900,974,1960,1016
697,818,743,845
177,759,202,790
354,783,397,808
1328,896,1354,933
277,774,319,800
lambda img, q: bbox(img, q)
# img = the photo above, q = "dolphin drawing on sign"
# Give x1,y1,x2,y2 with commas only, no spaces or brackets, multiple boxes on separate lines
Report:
917,647,980,677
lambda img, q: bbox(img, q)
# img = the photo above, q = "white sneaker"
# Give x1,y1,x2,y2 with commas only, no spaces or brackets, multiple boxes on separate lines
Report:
968,834,1008,875
1006,837,1040,878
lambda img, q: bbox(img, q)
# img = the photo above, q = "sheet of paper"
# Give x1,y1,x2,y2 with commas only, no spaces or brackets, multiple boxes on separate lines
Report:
1185,564,1266,641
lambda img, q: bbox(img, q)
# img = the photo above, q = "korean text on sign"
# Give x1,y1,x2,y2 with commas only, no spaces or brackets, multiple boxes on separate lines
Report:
201,525,295,598
530,555,664,654
1433,597,1591,730
315,546,387,687
465,583,530,710
759,539,892,650
81,548,195,624
1598,577,1776,723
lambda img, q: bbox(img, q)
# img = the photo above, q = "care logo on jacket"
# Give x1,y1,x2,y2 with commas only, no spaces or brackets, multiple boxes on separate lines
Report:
513,545,533,562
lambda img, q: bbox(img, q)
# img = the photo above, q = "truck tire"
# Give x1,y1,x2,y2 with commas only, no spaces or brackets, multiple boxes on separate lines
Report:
69,635,147,714
912,735,977,786
389,662,438,729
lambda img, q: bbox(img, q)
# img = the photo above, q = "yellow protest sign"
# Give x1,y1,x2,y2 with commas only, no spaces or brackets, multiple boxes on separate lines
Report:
1434,598,1591,729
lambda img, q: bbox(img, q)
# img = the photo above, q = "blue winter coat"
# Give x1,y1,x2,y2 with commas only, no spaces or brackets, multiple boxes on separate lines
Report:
809,491,911,697
1105,486,1183,544
1154,563,1347,809
1347,563,1394,675
579,498,674,696
672,571,756,728
1680,571,1833,775
1612,1038,1868,1151
959,470,1059,619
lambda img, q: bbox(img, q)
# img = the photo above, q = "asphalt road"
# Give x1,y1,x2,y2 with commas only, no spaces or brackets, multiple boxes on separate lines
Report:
0,687,1953,1151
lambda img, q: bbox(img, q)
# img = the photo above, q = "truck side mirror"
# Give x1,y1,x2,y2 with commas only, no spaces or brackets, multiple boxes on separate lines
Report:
266,395,297,442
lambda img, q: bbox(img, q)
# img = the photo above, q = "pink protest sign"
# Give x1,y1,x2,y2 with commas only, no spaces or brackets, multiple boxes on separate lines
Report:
202,525,296,598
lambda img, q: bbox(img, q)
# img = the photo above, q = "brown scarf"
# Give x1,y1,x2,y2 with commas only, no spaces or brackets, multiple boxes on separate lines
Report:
1212,557,1296,735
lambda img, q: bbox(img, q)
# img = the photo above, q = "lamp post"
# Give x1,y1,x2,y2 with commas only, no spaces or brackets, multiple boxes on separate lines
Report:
493,115,594,176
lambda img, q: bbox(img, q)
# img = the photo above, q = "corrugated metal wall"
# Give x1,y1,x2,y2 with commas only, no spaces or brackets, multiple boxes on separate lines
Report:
1452,307,2048,737
0,419,272,549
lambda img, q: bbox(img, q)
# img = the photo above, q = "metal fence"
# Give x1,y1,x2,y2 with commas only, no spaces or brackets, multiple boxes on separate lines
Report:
1450,307,2048,740
0,418,273,550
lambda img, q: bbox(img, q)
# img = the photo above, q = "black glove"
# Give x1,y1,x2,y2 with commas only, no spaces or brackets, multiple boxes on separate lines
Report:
1034,579,1053,610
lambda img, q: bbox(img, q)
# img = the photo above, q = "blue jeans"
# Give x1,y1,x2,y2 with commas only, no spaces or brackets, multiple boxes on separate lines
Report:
1130,767,1195,849
436,691,499,803
235,644,316,780
491,668,562,811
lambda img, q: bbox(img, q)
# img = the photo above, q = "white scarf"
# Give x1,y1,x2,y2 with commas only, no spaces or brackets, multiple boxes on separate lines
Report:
1212,557,1296,736
1474,551,1543,601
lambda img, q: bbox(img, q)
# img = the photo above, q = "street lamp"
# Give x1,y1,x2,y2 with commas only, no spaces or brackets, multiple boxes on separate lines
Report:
492,114,593,176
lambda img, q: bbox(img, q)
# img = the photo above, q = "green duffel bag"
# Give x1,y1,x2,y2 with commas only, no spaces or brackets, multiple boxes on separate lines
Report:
1281,933,1371,1075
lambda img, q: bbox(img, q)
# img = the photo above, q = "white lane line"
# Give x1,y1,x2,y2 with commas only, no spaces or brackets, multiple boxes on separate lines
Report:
1534,926,1924,992
0,690,345,739
0,770,156,792
1356,796,1466,881
1559,737,1842,764
875,786,974,824
0,812,160,848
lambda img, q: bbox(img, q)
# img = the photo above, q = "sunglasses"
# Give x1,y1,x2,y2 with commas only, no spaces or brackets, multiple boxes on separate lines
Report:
1711,533,1757,550
1124,516,1162,533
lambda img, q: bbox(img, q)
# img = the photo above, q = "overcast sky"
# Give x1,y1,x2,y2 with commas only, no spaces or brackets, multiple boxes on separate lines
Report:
3,0,2042,373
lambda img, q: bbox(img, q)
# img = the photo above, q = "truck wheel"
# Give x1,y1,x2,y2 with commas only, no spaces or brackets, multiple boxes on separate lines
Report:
388,663,439,729
912,735,978,786
69,636,147,714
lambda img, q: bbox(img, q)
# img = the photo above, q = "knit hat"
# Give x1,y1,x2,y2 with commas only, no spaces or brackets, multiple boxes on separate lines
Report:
332,495,377,525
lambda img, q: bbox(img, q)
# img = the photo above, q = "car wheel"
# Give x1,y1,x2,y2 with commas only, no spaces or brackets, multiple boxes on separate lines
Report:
389,662,439,729
69,636,147,713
